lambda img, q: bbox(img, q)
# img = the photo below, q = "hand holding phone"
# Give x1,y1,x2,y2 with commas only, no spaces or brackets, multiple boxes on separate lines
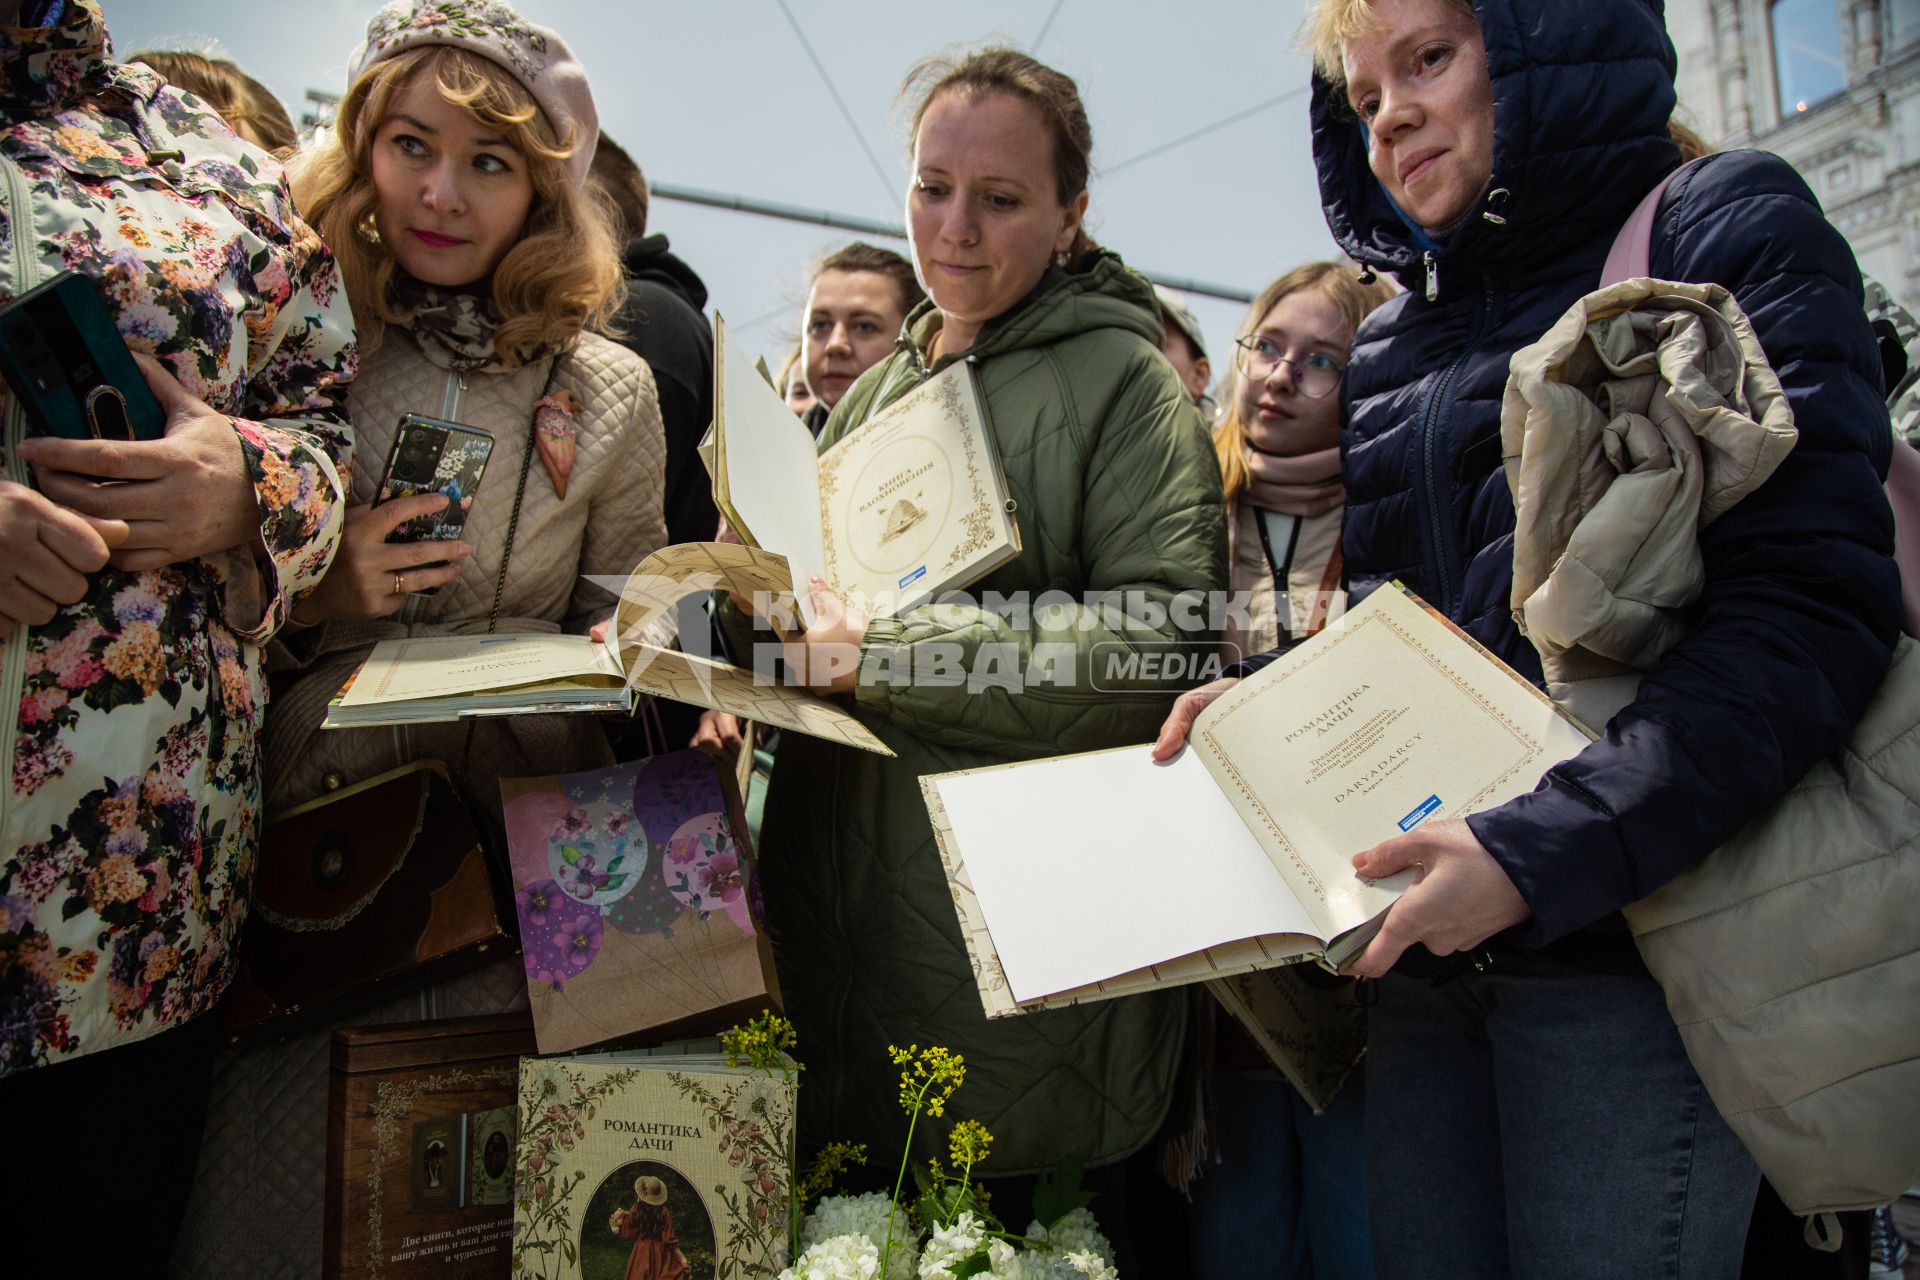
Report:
19,353,261,573
291,496,475,623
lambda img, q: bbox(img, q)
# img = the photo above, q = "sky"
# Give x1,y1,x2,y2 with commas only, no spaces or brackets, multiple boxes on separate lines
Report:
109,0,1344,373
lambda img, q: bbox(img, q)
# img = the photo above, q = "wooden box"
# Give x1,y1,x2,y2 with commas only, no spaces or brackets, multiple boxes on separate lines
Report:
326,1014,537,1280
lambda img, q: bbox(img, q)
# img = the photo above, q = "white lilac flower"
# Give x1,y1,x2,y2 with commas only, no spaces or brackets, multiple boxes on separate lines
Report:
802,1192,920,1280
778,1233,881,1280
985,1238,1030,1280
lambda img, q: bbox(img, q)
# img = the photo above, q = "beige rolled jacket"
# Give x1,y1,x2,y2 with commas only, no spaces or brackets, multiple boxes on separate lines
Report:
1503,277,1920,1216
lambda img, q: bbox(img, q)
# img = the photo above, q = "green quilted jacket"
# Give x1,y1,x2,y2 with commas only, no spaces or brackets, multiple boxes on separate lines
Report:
731,250,1227,1173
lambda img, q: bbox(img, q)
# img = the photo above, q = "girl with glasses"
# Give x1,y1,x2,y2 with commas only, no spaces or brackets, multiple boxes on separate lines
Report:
1215,262,1393,666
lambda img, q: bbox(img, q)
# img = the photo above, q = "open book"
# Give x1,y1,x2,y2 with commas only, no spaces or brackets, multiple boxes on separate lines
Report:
321,541,893,755
920,585,1593,1017
700,312,1021,623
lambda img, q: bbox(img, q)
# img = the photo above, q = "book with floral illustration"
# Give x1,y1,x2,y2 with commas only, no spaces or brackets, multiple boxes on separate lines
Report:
510,1047,797,1280
702,311,1021,623
921,584,1595,1015
500,751,780,1055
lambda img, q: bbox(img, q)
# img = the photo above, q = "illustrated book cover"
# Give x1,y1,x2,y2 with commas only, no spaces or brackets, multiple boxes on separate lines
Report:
326,1014,537,1280
500,750,779,1055
511,1047,797,1279
320,541,893,756
920,584,1595,1016
702,311,1021,623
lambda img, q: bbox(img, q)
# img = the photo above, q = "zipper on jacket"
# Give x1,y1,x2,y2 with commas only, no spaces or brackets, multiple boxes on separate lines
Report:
1415,272,1495,616
1423,251,1439,302
0,155,48,839
440,368,467,421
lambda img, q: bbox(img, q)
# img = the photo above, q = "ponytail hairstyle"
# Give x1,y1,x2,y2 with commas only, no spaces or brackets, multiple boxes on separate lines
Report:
900,47,1099,269
290,44,622,367
1216,261,1396,505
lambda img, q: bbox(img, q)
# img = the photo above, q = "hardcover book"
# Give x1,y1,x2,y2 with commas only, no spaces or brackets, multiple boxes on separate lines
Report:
702,311,1021,622
920,585,1595,1015
511,1048,797,1280
326,1014,538,1280
321,542,893,756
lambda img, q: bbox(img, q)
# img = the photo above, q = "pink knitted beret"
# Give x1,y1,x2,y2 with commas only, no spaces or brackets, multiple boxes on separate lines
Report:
346,0,598,188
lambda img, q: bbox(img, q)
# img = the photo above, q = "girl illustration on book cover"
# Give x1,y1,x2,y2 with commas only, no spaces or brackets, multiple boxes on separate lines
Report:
607,1174,691,1280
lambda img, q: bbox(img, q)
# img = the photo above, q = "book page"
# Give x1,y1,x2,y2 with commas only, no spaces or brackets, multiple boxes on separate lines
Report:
923,746,1321,1004
621,646,894,757
339,634,620,708
1191,586,1593,940
712,314,826,618
605,541,797,651
816,362,1019,616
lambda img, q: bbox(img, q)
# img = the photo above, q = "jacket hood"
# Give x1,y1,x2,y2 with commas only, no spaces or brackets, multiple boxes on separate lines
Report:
620,233,709,312
906,248,1166,368
1311,0,1681,286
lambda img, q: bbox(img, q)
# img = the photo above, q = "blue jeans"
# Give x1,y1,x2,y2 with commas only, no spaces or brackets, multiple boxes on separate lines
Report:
1365,949,1758,1279
1191,1070,1375,1279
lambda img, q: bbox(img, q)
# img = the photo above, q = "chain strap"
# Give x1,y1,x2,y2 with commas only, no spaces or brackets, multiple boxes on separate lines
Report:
459,357,561,776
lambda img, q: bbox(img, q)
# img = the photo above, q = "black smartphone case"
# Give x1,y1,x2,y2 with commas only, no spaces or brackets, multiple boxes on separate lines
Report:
0,270,166,442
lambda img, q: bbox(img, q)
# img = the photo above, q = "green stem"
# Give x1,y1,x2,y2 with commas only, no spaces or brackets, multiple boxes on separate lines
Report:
881,1078,933,1270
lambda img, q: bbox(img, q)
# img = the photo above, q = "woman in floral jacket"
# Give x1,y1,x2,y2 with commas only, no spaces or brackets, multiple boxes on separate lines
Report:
0,0,355,1257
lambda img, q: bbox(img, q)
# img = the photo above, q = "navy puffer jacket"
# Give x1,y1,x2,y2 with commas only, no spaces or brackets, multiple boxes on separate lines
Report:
1314,0,1899,947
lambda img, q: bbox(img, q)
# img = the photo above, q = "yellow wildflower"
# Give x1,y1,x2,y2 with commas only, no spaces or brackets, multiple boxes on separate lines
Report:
948,1119,994,1171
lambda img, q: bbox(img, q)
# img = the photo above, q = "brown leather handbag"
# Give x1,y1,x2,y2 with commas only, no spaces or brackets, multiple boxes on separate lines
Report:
218,761,514,1041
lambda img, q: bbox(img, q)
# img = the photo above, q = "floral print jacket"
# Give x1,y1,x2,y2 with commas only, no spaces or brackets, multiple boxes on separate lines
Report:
0,2,357,1074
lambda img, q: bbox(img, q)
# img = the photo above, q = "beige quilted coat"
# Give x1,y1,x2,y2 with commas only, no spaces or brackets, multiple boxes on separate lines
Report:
1504,277,1920,1216
262,326,669,814
175,328,667,1279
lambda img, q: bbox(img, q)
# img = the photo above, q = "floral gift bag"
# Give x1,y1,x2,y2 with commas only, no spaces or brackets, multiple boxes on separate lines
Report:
500,750,780,1053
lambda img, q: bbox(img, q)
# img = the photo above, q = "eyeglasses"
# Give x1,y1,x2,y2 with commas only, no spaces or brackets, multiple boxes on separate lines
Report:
1232,335,1345,399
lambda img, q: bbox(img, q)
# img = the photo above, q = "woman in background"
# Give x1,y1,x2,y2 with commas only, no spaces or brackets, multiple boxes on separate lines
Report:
124,47,299,155
1182,260,1391,1279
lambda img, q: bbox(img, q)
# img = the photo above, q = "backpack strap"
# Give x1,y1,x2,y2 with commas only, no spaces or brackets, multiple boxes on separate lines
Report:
1600,158,1706,288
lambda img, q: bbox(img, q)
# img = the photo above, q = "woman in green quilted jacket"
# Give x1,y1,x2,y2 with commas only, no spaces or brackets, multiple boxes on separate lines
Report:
723,47,1226,1246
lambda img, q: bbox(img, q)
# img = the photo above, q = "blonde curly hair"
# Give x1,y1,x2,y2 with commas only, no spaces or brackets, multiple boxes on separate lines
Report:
290,44,621,368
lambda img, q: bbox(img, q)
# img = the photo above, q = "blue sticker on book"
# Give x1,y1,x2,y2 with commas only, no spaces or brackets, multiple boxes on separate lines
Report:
898,565,927,589
1398,795,1442,832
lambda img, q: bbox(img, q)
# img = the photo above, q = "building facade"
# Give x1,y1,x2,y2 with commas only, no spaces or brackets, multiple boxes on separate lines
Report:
1666,0,1920,311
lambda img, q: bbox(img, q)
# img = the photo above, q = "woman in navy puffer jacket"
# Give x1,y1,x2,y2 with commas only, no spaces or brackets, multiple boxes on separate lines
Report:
1157,0,1900,1272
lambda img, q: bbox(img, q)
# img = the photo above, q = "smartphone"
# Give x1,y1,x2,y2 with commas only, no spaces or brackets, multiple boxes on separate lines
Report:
0,271,166,442
373,415,495,550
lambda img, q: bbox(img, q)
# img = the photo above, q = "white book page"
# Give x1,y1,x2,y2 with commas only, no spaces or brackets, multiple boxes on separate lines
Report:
931,746,1321,1003
716,318,827,620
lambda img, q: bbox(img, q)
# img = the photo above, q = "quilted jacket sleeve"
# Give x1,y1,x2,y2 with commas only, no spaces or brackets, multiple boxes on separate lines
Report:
217,209,357,644
1470,150,1901,946
851,342,1227,758
564,345,668,632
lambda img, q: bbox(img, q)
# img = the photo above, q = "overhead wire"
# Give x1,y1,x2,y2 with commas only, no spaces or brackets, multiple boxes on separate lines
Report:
1103,84,1311,176
773,0,899,205
1031,0,1066,52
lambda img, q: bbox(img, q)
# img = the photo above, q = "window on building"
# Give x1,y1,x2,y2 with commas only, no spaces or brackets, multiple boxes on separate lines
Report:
1772,0,1848,116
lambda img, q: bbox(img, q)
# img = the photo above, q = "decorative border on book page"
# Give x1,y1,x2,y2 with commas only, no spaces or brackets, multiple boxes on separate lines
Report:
1196,588,1551,904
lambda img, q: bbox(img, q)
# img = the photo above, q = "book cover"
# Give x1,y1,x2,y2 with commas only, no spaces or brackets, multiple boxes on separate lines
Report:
511,1052,796,1279
326,1015,537,1280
